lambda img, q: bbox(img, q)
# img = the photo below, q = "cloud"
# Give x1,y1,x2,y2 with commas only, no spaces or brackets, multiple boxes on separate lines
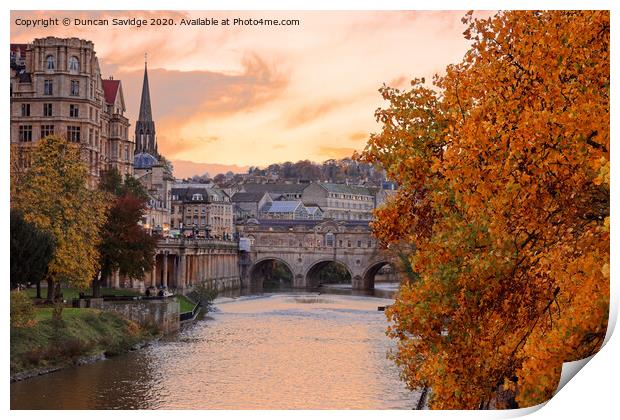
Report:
388,75,408,88
112,53,288,158
283,98,350,128
156,135,222,157
348,131,368,142
317,146,357,159
171,160,249,179
116,52,288,124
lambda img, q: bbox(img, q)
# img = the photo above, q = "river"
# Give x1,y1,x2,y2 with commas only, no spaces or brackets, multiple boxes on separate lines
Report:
11,283,418,409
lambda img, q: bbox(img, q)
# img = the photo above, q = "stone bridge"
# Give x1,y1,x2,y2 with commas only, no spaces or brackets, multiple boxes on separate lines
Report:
236,219,400,290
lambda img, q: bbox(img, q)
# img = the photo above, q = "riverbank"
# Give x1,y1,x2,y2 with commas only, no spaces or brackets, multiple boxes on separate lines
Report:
10,307,160,382
12,290,413,409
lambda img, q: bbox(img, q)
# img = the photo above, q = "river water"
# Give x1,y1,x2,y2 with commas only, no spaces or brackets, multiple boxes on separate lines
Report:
11,284,418,409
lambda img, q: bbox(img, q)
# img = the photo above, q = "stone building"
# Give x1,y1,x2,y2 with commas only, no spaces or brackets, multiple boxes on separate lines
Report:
134,153,173,235
170,185,234,239
259,200,309,220
10,37,132,188
301,183,376,220
239,182,309,200
231,191,273,221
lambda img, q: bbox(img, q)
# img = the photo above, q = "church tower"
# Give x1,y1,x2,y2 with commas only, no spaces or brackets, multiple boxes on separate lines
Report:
134,57,157,155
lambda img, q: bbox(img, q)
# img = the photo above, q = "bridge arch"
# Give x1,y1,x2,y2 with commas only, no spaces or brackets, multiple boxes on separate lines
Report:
304,258,353,288
359,260,398,290
249,257,295,291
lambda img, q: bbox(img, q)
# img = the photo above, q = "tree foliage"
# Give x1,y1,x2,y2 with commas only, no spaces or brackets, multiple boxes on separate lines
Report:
358,11,609,409
12,136,109,295
10,209,56,291
95,168,157,296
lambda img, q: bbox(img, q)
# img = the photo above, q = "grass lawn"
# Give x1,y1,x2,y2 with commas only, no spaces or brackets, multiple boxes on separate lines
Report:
177,294,197,313
24,287,141,300
11,306,155,375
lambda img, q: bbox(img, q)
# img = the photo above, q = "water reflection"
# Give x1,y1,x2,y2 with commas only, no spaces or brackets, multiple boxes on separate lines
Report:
11,283,416,410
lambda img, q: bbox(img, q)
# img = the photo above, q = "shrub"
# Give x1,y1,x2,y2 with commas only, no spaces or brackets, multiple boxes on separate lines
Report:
10,291,35,328
188,282,218,312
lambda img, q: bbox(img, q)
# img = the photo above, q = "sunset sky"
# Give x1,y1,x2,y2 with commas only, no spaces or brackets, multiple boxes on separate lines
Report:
11,10,492,178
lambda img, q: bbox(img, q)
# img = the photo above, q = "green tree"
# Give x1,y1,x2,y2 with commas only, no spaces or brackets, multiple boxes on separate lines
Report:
12,136,109,302
10,210,56,297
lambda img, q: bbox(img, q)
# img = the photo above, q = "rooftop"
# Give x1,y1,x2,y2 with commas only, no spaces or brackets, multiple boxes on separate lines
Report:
171,186,228,202
133,152,159,169
260,201,303,213
319,183,374,196
231,191,269,202
102,79,120,105
241,183,309,194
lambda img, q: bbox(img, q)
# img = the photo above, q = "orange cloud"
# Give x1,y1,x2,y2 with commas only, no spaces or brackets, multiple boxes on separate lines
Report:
284,98,349,128
388,75,408,88
317,146,357,159
348,131,368,142
171,160,249,179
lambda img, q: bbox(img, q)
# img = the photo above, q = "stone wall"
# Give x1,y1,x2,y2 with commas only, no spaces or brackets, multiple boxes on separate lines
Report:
101,298,180,334
199,276,241,292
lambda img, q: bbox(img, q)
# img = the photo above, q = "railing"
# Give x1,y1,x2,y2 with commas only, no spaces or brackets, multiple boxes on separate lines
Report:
158,237,238,248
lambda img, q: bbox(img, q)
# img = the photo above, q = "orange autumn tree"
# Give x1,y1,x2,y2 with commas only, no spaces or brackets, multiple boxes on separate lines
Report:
358,10,609,409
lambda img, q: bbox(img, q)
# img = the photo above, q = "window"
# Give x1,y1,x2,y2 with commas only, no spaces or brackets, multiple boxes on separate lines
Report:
69,104,79,118
46,55,55,70
41,125,54,138
70,80,79,96
192,194,203,201
43,103,53,117
44,80,53,95
67,126,80,143
18,125,32,142
68,56,79,72
325,232,335,247
21,103,30,117
357,240,362,247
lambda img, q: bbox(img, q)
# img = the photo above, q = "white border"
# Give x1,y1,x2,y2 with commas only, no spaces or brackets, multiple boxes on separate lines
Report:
2,1,617,419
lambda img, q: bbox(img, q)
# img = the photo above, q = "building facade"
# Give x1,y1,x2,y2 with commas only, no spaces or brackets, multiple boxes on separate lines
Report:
170,186,234,239
231,191,273,221
259,200,310,220
301,183,376,220
10,37,133,188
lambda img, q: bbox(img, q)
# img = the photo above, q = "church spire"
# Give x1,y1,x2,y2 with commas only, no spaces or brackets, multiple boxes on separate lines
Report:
134,54,157,155
138,56,153,122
